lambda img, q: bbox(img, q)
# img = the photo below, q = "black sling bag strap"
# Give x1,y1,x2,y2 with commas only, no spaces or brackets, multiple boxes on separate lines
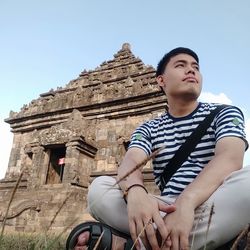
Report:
159,104,228,192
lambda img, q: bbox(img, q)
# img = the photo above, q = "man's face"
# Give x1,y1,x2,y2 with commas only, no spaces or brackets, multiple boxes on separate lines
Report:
157,53,202,101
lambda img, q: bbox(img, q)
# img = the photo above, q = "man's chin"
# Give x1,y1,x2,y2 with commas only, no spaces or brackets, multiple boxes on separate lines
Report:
179,92,200,101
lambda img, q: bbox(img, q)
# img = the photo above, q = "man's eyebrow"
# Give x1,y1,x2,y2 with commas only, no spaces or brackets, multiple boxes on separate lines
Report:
173,59,186,64
173,59,199,66
192,61,199,66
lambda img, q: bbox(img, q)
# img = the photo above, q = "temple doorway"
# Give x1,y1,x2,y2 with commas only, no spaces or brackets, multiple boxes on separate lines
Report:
46,146,66,184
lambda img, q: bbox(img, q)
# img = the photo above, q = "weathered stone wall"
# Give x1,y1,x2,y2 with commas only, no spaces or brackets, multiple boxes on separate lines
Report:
0,43,167,233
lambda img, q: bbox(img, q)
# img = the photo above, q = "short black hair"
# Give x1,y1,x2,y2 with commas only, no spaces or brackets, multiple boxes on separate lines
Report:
156,47,199,77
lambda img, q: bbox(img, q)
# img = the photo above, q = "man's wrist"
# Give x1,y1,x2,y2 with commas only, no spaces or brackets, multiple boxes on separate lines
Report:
175,192,198,209
123,184,148,203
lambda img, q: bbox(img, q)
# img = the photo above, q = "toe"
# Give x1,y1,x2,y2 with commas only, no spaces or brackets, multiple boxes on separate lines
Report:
76,231,90,246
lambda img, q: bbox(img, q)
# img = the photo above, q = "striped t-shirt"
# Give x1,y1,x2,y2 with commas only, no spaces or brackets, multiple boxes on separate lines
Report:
128,102,248,196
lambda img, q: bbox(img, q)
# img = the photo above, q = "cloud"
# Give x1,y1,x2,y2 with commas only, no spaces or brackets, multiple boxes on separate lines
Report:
0,119,13,179
199,92,232,104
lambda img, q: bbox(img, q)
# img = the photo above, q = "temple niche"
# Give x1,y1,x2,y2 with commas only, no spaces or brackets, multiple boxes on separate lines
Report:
0,43,168,233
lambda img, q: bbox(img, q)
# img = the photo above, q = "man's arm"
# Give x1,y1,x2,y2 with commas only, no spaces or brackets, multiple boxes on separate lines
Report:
177,136,245,208
117,147,175,250
117,147,146,190
164,136,245,250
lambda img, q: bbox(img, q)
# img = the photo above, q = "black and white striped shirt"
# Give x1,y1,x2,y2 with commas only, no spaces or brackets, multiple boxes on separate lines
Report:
128,102,248,196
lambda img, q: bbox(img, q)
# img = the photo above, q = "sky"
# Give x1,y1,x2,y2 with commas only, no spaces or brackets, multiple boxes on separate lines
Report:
1,0,250,178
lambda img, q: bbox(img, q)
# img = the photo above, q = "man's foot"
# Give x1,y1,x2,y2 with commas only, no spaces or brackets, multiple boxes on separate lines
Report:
66,221,134,250
74,231,127,250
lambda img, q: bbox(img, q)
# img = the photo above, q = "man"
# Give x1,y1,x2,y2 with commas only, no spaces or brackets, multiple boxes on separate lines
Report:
67,48,250,250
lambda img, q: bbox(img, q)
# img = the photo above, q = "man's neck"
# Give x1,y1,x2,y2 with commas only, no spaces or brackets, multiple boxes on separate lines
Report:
168,100,199,118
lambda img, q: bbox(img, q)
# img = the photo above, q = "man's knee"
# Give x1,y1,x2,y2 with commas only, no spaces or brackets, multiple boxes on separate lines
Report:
234,166,250,192
87,176,116,207
87,176,124,222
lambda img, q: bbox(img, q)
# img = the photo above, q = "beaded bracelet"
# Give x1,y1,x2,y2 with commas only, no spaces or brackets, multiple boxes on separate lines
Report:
123,184,148,203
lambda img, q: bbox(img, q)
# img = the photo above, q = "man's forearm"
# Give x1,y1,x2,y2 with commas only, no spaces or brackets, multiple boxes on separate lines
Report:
117,148,147,191
176,137,245,208
176,152,243,209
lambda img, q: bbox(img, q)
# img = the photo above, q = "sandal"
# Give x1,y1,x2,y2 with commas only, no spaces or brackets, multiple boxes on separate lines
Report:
66,221,134,250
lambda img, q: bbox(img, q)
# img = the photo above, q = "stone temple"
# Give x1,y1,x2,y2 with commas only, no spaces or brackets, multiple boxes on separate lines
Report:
0,43,168,233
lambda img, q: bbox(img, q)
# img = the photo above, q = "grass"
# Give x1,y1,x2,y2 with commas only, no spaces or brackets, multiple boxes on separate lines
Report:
0,233,66,250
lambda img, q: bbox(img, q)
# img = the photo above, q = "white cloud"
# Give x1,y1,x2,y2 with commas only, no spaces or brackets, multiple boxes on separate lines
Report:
199,92,232,104
0,119,13,179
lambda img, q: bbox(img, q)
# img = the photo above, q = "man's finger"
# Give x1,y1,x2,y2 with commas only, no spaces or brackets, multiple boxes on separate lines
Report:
171,233,179,250
180,233,189,250
135,220,146,247
144,219,161,250
161,235,172,250
153,213,169,245
129,220,139,249
158,202,176,214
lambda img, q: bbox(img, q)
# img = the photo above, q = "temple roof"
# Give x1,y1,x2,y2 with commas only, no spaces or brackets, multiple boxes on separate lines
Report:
5,43,166,132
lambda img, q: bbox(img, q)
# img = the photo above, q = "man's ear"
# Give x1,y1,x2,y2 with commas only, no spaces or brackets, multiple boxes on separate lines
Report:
156,75,166,88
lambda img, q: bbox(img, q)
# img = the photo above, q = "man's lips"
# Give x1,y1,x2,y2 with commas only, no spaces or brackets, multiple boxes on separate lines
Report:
183,76,198,83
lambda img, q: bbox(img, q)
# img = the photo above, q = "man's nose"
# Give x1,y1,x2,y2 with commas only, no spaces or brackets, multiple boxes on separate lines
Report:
186,65,195,74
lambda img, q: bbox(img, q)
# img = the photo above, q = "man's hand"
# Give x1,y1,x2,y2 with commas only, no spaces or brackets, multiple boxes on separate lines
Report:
163,203,195,250
126,187,175,250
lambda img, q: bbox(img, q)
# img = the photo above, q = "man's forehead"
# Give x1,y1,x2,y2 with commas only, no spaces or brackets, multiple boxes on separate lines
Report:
169,53,199,64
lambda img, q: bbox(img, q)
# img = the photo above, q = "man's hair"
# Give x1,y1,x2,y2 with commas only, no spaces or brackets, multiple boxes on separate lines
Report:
156,47,199,77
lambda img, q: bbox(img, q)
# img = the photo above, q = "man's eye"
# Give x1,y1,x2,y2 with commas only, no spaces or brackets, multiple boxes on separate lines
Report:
194,65,200,71
176,64,184,68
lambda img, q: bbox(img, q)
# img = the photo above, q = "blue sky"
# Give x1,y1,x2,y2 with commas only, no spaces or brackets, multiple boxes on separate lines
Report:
1,0,250,178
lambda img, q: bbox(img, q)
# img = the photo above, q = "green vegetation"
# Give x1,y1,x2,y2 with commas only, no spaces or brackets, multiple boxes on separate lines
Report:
0,233,66,250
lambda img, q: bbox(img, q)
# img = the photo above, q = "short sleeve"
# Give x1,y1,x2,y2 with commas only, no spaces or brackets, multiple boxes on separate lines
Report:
128,122,152,155
215,105,249,150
